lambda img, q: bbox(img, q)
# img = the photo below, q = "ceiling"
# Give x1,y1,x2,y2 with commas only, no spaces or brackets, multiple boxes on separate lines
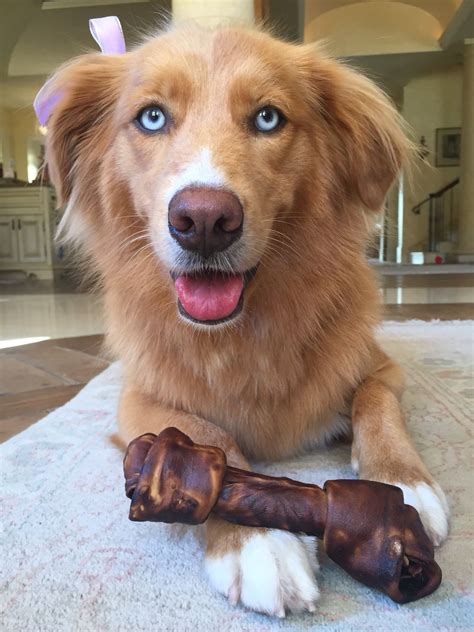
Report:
305,0,463,30
9,2,170,77
0,1,169,79
347,49,464,101
0,0,472,108
0,0,171,107
303,0,473,95
304,0,472,53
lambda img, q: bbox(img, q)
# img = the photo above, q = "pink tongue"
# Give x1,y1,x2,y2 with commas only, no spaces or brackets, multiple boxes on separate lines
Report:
175,273,244,321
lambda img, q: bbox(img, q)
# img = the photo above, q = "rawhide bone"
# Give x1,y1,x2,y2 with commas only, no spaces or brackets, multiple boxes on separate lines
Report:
124,427,441,604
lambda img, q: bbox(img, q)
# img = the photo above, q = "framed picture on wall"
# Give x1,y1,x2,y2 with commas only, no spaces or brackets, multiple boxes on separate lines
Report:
435,127,461,167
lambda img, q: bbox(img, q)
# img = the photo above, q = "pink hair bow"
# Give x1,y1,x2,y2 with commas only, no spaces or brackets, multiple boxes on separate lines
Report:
33,16,126,126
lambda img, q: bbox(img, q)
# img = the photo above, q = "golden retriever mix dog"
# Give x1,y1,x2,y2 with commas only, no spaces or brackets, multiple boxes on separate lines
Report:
43,23,448,616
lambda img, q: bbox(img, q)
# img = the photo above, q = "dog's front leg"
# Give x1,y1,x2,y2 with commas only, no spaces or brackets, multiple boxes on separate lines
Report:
350,349,449,545
119,387,319,617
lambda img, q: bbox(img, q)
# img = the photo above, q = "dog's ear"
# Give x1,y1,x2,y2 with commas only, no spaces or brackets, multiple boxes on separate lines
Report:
298,48,413,212
44,53,125,207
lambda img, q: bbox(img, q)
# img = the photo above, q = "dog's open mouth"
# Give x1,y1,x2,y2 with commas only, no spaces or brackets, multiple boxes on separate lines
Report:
173,268,257,325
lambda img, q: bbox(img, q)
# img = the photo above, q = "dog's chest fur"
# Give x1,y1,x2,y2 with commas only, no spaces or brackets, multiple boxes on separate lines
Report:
113,295,374,460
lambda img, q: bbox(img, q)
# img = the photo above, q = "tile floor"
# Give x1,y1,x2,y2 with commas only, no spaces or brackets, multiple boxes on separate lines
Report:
381,286,474,305
0,269,473,348
0,336,109,443
2,285,473,349
0,267,473,443
0,293,104,348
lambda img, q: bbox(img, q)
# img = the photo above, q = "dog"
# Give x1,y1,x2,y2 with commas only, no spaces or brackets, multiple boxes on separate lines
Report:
43,22,449,616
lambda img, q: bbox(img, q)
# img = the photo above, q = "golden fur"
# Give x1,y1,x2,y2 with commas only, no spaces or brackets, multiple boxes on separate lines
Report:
44,23,447,615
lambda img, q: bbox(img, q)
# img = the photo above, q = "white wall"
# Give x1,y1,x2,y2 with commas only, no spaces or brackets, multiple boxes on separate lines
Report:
0,105,42,182
402,64,463,257
0,107,13,172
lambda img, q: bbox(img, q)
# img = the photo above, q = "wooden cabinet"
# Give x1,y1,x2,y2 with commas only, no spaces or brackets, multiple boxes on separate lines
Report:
0,186,68,280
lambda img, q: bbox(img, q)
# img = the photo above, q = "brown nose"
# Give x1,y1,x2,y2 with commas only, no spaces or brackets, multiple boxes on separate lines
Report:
168,187,243,257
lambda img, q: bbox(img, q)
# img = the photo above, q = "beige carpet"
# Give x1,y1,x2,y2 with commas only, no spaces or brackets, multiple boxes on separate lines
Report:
1,321,473,631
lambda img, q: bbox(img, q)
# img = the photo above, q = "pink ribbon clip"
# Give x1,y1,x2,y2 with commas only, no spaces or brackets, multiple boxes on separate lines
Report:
33,16,126,126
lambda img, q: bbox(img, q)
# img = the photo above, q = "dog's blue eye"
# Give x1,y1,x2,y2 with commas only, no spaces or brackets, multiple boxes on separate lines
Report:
136,106,166,132
254,106,282,132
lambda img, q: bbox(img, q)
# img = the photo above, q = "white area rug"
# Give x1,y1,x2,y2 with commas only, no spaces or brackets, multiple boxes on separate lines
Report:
1,321,473,631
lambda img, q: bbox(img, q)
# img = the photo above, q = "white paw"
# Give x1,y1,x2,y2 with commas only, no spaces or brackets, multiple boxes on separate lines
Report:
391,481,449,546
204,531,319,617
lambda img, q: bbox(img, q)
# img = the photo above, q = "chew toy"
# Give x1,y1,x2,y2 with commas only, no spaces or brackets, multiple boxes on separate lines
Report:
123,427,441,604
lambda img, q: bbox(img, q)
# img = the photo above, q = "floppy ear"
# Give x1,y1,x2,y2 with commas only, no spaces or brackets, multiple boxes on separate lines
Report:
44,53,125,207
298,48,413,212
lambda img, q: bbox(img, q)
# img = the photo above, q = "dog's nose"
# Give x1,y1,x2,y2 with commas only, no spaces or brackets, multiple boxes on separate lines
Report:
168,187,243,256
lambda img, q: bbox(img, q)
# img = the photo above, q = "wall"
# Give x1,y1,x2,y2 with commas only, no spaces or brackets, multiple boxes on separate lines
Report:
0,105,40,182
401,64,463,257
0,107,13,172
12,106,41,182
269,0,304,42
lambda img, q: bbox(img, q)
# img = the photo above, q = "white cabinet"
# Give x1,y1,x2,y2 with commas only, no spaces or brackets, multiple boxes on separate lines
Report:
0,215,47,264
0,215,18,262
0,186,67,280
17,215,46,263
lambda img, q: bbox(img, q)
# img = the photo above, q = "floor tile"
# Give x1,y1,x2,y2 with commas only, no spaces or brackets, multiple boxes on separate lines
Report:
380,273,474,288
1,264,473,443
383,303,474,321
0,384,84,420
381,286,474,305
6,345,109,384
0,356,66,395
0,293,104,344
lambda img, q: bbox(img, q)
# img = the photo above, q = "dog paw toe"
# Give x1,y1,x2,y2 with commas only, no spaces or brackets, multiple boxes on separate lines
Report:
391,481,449,546
205,530,319,617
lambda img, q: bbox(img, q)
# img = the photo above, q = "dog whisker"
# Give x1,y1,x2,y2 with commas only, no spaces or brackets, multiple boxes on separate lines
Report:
115,230,151,255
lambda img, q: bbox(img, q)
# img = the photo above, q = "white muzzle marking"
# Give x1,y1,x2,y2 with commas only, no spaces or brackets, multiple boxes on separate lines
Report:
164,147,227,206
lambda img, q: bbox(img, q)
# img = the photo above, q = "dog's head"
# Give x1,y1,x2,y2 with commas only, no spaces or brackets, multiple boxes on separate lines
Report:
45,24,411,327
